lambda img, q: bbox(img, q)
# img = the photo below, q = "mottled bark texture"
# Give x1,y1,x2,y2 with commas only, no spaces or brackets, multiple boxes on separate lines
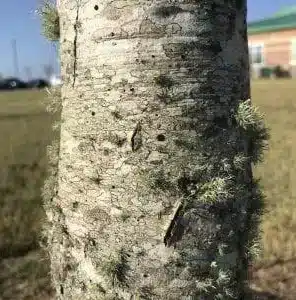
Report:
43,0,268,299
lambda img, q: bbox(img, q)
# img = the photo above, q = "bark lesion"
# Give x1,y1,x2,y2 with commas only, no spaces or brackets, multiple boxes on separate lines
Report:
131,122,142,152
164,201,187,247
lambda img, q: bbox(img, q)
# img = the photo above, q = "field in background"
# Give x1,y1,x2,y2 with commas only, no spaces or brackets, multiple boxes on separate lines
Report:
0,82,295,299
0,90,55,300
250,80,296,299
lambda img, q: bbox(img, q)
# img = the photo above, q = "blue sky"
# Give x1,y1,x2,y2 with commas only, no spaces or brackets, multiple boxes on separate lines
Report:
1,0,296,79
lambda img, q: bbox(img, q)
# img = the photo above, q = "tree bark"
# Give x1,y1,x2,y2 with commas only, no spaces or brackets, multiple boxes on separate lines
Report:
43,0,266,299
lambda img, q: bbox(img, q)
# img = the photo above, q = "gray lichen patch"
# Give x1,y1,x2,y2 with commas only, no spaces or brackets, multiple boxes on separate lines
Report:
153,5,185,18
107,133,127,147
154,74,174,88
235,99,269,163
84,206,112,224
102,249,130,287
144,168,174,193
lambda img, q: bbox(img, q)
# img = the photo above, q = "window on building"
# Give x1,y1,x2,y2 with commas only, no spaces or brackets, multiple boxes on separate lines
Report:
249,44,264,64
291,39,296,61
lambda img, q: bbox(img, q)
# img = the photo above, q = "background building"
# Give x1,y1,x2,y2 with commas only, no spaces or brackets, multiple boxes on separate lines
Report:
248,6,296,77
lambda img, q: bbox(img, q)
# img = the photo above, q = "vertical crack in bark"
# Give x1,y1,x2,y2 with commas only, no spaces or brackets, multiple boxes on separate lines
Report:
72,5,80,88
164,202,186,247
131,122,142,152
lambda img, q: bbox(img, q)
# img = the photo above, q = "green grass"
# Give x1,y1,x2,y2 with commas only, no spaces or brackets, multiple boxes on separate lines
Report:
252,80,296,264
0,90,57,299
0,81,296,299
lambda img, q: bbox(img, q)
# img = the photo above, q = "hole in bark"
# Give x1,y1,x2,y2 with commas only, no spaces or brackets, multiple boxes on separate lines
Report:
156,134,165,141
143,273,148,278
94,5,98,10
112,185,115,189
103,149,109,156
130,87,135,92
91,111,95,116
60,285,64,295
89,238,96,246
111,32,115,36
151,55,155,58
73,202,79,209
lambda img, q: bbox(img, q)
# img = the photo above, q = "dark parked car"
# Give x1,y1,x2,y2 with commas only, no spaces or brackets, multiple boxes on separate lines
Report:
0,77,28,90
27,79,50,89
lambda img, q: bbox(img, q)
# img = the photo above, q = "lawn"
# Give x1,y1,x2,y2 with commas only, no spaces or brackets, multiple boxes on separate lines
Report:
0,81,295,299
0,90,57,300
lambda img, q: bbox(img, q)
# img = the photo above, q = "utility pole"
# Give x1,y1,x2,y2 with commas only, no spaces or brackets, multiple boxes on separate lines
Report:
11,39,20,77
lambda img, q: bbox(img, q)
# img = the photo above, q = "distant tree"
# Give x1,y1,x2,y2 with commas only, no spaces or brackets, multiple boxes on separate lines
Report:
24,66,32,81
43,64,54,80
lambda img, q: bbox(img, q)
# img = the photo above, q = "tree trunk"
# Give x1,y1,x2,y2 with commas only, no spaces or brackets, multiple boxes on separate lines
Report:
43,0,267,299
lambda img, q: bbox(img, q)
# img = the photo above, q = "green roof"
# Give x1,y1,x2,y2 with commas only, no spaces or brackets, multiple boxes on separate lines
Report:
248,6,296,34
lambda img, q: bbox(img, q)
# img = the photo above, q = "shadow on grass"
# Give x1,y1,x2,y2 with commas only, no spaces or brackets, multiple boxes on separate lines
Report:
0,163,46,259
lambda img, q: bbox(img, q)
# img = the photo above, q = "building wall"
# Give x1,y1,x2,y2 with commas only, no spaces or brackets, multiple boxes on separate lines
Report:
248,28,296,67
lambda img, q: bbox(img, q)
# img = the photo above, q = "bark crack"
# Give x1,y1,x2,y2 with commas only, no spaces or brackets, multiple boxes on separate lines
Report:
72,5,80,87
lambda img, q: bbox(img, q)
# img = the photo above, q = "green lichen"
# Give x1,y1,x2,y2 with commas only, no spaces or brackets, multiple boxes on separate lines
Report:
198,177,234,204
38,1,60,42
102,249,130,287
233,153,249,170
111,110,123,119
145,169,173,192
235,99,269,163
90,172,102,185
120,212,131,222
135,285,156,299
154,74,176,104
107,133,126,147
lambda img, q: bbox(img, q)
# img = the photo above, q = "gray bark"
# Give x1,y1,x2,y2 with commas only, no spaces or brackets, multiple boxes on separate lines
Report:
43,0,265,299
